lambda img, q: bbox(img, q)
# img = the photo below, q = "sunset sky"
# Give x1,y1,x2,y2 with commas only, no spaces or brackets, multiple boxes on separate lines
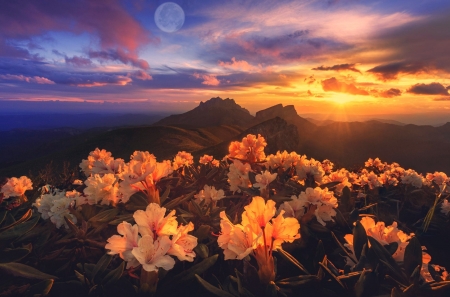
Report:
1,0,450,124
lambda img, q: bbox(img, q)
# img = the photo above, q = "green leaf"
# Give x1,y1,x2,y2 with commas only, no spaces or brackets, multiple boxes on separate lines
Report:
0,214,40,241
194,243,209,259
195,274,235,297
368,236,407,284
0,262,56,279
0,209,32,231
404,237,422,278
355,269,378,297
88,208,119,224
277,275,320,287
314,240,325,273
108,214,134,225
385,242,399,256
331,231,357,263
276,248,310,275
91,254,112,283
194,225,211,241
163,191,195,209
353,221,368,261
125,192,148,211
0,210,7,225
26,279,54,296
0,247,31,263
171,254,218,284
101,261,125,286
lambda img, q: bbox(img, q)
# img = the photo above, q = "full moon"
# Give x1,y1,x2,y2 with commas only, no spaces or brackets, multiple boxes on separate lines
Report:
154,2,185,33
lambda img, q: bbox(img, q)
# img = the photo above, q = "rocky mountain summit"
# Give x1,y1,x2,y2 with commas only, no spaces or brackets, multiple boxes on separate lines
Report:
153,97,254,128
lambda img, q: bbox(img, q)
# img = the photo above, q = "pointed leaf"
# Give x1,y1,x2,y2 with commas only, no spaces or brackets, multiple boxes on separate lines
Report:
0,262,56,279
88,208,119,223
0,209,32,231
102,261,125,286
195,274,235,297
0,247,31,263
276,248,310,274
404,237,422,277
26,279,54,296
353,221,368,261
91,254,112,283
0,214,40,241
314,240,325,273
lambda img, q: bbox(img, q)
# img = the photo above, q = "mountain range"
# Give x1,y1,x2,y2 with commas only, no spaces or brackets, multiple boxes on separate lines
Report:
1,97,450,177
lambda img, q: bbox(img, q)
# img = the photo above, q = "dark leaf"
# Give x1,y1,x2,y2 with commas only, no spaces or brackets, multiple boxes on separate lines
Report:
0,214,40,241
195,274,235,297
404,237,422,278
353,221,368,261
0,262,57,279
91,254,112,283
102,261,125,286
0,246,31,263
89,208,119,224
26,279,54,296
276,248,310,275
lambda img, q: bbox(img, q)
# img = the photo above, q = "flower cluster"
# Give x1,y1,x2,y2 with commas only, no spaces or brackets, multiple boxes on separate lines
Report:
344,217,416,262
79,148,124,176
194,185,225,204
228,134,267,163
1,176,33,199
173,151,194,170
227,160,251,193
105,203,198,271
280,187,338,225
33,188,77,229
199,154,220,167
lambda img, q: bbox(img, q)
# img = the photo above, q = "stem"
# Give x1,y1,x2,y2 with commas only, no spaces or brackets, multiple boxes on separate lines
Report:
139,269,158,296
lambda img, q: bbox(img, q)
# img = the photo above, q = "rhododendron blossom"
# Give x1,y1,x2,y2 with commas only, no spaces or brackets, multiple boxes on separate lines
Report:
84,173,120,205
358,169,383,189
322,169,352,193
199,154,220,167
253,171,277,190
1,176,33,198
401,169,425,188
441,199,450,216
227,159,251,192
344,217,415,262
173,151,194,170
194,185,225,204
266,150,304,171
296,158,325,183
33,190,77,229
80,148,114,176
228,134,267,162
106,203,198,272
106,222,140,269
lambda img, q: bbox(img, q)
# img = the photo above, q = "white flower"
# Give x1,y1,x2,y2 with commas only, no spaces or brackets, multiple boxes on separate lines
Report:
441,199,450,216
133,203,178,238
194,185,225,203
167,222,198,262
33,190,65,220
106,222,141,269
49,196,77,229
84,173,120,205
401,169,425,188
253,171,277,189
296,158,325,183
1,176,33,198
132,235,175,272
227,160,251,192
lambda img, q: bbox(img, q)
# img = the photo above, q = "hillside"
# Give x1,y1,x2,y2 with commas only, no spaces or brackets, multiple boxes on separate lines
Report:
0,125,243,177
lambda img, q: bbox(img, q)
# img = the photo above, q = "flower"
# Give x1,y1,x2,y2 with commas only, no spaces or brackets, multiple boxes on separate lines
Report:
84,173,120,205
358,170,382,189
133,203,178,238
227,134,266,162
106,222,140,268
1,176,33,198
132,235,175,272
34,191,65,220
241,196,276,228
296,158,325,183
401,169,425,188
73,179,83,186
266,210,300,250
199,154,219,166
253,171,277,189
79,148,114,176
167,222,198,262
227,159,251,192
322,169,352,193
49,196,77,229
194,185,225,203
173,151,194,170
441,199,450,215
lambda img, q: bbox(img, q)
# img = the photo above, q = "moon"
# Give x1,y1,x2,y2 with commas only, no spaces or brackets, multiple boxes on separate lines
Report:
154,2,185,33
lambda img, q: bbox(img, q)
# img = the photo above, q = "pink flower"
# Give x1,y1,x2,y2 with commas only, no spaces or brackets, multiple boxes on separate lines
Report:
132,235,175,272
105,222,141,269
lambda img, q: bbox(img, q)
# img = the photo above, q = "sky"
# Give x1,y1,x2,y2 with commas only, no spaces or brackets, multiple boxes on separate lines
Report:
1,0,450,124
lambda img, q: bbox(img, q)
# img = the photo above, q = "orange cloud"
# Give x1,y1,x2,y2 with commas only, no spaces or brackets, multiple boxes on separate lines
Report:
193,73,220,86
321,77,369,95
218,57,262,72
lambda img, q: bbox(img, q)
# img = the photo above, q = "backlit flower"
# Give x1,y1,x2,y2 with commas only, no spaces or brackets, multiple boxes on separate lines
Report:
242,196,276,228
267,210,300,250
173,151,194,170
1,176,33,198
227,159,251,192
253,171,277,190
194,185,225,203
79,148,113,176
227,134,266,162
84,173,120,205
105,222,140,268
132,235,175,272
133,203,178,238
167,222,198,262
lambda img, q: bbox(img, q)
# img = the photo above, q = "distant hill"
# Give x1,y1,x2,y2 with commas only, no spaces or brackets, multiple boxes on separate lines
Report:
153,97,254,128
305,117,407,126
0,125,243,177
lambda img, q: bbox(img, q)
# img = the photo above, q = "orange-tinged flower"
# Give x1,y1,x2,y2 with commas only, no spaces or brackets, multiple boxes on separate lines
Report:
1,176,33,198
267,211,300,250
253,171,277,189
167,222,198,262
173,151,194,170
133,203,178,238
105,222,140,269
242,196,276,228
131,235,175,272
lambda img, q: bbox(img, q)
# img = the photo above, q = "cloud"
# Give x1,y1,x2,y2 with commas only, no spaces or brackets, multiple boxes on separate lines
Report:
321,77,369,95
132,70,152,81
65,55,92,67
312,63,361,73
0,0,157,52
370,88,402,98
0,74,55,84
88,49,149,70
304,75,316,85
367,61,428,81
218,57,262,72
407,82,449,96
193,73,220,86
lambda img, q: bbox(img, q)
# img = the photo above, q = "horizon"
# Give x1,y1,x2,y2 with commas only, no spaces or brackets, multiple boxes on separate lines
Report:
1,0,450,125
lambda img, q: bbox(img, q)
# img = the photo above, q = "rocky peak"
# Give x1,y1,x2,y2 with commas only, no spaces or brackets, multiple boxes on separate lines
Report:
198,97,250,114
255,104,298,122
